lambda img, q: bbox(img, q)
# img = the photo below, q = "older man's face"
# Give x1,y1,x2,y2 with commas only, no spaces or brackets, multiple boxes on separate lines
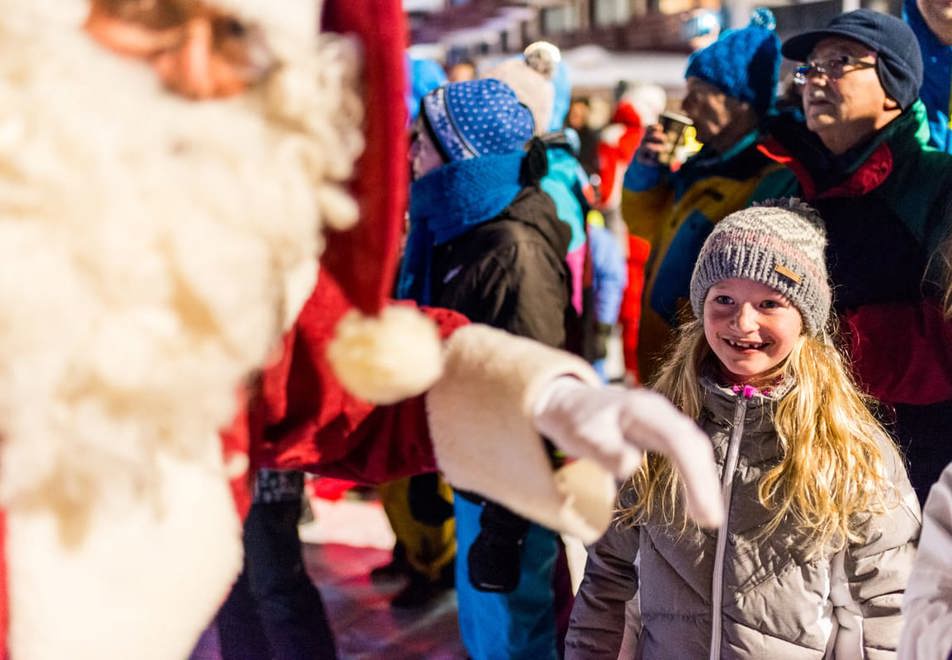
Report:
800,37,896,152
681,77,753,146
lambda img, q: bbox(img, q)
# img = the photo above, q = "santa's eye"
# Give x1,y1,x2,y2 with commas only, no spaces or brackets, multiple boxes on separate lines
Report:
100,0,193,30
219,16,247,39
87,0,275,100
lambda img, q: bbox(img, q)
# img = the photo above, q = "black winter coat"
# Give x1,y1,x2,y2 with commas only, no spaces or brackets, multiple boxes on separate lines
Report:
430,186,575,349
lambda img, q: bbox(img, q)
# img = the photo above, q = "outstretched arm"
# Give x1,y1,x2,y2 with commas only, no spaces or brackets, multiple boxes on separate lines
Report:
427,324,723,543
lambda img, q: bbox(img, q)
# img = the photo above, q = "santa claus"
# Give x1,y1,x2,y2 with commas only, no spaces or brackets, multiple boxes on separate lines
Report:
0,1,721,658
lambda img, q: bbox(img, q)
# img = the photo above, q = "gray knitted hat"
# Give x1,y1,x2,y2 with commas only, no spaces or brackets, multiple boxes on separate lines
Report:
689,199,831,335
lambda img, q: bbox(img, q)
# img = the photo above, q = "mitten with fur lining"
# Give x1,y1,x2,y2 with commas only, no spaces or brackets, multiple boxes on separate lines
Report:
426,325,616,544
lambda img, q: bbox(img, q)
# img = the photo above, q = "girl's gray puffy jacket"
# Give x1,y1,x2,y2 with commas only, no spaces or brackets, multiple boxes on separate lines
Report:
565,379,921,659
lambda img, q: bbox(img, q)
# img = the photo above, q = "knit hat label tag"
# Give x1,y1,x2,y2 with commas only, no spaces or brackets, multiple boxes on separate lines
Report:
774,263,802,284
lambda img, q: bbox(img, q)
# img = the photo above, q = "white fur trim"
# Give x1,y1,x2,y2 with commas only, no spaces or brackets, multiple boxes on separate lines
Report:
327,306,445,405
426,325,615,544
6,437,242,660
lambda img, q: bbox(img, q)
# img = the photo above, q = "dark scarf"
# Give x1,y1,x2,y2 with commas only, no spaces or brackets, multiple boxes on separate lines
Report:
397,151,525,304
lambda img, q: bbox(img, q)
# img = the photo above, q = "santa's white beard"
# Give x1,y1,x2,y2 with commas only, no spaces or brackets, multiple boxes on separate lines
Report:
0,1,363,657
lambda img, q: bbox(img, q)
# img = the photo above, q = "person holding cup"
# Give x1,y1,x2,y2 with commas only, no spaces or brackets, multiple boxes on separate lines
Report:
622,8,784,384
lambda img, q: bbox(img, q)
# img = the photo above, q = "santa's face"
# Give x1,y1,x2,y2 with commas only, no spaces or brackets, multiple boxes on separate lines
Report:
0,3,369,658
0,0,363,533
86,0,276,99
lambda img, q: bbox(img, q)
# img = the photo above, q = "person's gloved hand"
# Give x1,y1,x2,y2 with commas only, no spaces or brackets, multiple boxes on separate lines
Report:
532,376,723,527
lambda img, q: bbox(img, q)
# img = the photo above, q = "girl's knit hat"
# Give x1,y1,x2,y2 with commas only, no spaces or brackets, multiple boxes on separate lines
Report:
421,78,535,162
689,198,832,335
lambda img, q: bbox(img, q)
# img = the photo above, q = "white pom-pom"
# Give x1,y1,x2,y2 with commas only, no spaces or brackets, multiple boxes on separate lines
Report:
327,306,445,404
523,41,561,79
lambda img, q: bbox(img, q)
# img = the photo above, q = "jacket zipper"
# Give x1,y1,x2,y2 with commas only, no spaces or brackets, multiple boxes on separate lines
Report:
709,396,747,660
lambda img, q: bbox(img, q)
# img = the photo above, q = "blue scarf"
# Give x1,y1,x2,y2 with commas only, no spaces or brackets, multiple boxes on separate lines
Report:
397,151,525,304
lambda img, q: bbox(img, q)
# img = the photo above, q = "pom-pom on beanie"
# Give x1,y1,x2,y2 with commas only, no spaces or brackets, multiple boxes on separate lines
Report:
684,7,781,118
690,198,832,335
523,41,561,79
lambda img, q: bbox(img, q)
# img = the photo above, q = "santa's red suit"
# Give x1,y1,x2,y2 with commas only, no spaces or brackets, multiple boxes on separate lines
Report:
0,3,721,658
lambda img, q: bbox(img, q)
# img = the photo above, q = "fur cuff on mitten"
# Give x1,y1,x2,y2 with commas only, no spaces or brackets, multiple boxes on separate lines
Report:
426,325,615,544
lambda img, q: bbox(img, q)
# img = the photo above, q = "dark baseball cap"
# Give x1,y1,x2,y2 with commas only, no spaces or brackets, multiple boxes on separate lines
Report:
781,9,923,110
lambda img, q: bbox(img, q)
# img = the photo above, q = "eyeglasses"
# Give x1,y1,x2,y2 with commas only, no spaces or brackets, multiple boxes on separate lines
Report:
792,55,876,85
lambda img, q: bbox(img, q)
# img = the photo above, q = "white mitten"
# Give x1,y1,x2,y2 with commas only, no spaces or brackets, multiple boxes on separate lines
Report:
533,376,724,527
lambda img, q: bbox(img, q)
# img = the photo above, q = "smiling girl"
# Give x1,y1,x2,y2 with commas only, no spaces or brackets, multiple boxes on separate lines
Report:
566,199,921,659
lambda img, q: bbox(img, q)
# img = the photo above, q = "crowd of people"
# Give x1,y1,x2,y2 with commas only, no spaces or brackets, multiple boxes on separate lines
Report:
393,4,952,659
0,0,951,659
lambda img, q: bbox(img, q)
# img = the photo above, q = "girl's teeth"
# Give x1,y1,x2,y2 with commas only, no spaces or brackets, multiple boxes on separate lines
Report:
726,339,765,349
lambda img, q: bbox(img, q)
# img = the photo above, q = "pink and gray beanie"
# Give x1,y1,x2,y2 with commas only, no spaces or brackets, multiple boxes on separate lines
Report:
689,198,831,335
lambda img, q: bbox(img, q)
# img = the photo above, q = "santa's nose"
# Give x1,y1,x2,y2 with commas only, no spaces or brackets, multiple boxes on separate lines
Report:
152,17,246,99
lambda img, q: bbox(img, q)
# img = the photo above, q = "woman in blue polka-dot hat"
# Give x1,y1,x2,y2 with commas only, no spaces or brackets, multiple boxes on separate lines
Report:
398,77,580,660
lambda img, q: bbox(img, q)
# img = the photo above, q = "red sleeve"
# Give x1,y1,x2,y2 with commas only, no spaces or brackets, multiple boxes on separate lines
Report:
248,273,469,484
617,124,645,164
597,142,620,206
843,299,952,405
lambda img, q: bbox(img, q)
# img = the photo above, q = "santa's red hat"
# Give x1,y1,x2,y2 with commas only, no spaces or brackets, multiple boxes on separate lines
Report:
220,0,444,404
319,1,444,404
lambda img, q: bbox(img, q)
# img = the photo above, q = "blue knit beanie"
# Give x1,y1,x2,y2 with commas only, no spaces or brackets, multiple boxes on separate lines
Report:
684,8,781,118
421,79,535,162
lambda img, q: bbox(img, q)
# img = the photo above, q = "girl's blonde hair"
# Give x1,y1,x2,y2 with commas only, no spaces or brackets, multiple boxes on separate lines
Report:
622,319,902,555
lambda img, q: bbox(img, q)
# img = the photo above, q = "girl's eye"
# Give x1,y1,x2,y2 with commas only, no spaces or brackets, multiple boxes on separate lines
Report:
712,295,733,305
760,299,786,309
